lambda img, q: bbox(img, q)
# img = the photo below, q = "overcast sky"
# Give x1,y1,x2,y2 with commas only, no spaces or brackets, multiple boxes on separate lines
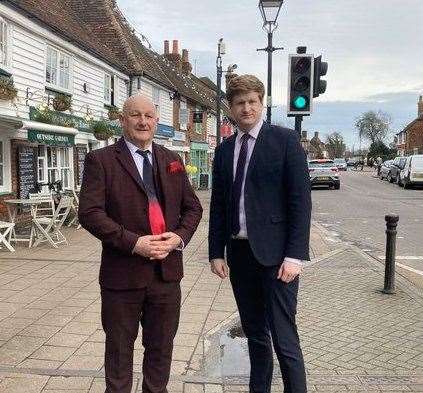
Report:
117,0,423,148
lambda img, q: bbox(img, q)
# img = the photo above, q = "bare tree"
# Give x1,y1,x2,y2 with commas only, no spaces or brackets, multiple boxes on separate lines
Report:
355,110,391,144
325,132,346,158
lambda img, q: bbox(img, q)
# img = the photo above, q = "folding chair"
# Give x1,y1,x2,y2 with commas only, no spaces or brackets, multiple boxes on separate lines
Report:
0,221,16,252
65,189,81,229
29,192,55,218
32,196,73,248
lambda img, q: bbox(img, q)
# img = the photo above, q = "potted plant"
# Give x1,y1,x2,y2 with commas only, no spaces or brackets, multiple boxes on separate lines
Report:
33,104,53,124
108,105,121,120
52,93,72,112
0,76,18,101
90,119,114,140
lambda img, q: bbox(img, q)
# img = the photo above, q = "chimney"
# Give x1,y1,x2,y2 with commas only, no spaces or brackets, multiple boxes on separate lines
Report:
418,96,423,118
314,131,319,139
164,39,182,70
301,130,308,140
181,49,192,75
172,40,179,55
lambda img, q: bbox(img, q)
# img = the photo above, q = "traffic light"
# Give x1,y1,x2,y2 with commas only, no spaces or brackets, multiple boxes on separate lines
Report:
287,54,314,116
313,55,328,98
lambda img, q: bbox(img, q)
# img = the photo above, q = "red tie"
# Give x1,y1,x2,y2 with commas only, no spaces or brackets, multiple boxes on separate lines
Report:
137,150,166,235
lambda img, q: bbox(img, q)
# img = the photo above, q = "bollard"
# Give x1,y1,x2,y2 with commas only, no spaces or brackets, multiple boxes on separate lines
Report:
382,214,399,294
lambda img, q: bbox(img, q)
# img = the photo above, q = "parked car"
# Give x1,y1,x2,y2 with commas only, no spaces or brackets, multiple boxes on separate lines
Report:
379,160,394,180
387,156,407,183
398,154,423,188
308,159,340,189
333,158,347,171
346,157,358,167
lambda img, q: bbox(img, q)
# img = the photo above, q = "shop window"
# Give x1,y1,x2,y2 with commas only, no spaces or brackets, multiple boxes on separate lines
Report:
38,146,71,189
0,138,11,192
46,46,72,91
0,17,11,70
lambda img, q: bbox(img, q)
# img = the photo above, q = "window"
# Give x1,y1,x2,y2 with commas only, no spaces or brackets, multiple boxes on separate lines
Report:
0,138,11,192
38,146,71,189
0,17,11,69
152,87,160,119
46,46,71,91
104,74,113,105
179,100,188,130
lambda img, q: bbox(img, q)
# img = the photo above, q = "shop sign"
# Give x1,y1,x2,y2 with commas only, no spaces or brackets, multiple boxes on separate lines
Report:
191,142,209,151
156,123,175,138
28,129,75,146
173,131,186,142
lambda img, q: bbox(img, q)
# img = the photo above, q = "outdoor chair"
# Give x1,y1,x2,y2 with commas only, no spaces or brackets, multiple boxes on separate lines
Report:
29,192,55,218
64,189,81,229
32,195,73,248
0,221,15,252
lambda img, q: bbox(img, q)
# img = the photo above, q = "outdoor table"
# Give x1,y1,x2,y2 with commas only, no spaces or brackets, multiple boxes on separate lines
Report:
4,199,42,247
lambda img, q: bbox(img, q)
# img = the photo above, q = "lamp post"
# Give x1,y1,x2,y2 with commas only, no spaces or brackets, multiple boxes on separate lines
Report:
216,38,225,146
258,0,284,124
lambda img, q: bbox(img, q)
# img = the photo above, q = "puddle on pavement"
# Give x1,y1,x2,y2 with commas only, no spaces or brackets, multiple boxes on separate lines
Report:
202,320,250,377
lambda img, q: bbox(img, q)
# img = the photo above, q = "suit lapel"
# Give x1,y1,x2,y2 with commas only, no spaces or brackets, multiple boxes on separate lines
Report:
224,134,236,183
114,137,147,194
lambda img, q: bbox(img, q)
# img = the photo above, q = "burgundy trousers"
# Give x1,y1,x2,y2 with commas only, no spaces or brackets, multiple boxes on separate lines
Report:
101,266,181,393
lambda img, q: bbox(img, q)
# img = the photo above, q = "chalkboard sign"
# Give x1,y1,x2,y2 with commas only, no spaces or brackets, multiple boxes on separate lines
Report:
76,146,88,186
199,173,209,190
17,146,37,199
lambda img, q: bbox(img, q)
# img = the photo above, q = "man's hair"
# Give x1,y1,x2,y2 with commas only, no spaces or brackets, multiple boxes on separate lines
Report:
226,74,265,104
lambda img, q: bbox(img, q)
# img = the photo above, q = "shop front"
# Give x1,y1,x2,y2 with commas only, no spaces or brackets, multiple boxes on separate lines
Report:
189,141,210,190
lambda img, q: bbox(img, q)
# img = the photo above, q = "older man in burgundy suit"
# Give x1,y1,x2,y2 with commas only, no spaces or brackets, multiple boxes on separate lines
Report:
79,95,202,393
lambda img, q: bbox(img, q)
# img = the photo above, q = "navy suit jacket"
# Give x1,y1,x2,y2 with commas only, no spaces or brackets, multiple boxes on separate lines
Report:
208,123,312,266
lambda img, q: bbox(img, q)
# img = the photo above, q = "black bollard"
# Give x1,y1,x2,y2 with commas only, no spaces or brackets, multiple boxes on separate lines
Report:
382,214,399,294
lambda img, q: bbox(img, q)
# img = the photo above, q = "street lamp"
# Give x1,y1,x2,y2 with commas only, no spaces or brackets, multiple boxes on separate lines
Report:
258,0,284,124
216,38,225,146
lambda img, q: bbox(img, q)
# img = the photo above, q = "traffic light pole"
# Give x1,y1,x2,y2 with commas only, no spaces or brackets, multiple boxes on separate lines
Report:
294,115,303,138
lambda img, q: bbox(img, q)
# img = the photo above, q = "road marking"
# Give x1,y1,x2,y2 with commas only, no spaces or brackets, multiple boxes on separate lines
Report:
378,255,423,260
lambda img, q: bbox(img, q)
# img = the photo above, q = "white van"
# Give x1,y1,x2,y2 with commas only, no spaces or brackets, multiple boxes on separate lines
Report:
399,155,423,188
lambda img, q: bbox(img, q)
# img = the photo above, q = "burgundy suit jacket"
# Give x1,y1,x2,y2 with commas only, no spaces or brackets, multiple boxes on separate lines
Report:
79,137,203,289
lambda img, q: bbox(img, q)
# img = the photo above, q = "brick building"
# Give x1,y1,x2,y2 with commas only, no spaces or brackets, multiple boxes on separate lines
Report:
396,96,423,156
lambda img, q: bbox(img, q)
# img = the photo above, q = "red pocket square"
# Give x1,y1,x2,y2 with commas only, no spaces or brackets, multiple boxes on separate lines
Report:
168,161,185,174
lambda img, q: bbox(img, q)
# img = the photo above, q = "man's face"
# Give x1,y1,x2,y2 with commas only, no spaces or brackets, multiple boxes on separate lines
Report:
230,91,264,131
120,96,158,148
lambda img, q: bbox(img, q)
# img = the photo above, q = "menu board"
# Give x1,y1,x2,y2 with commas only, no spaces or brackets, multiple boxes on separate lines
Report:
76,146,88,186
17,146,38,199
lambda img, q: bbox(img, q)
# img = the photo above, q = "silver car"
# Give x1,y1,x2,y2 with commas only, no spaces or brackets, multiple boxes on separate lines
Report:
334,158,347,171
308,159,341,190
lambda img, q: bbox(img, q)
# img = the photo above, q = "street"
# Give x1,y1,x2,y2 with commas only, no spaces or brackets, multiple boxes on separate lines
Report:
312,168,423,273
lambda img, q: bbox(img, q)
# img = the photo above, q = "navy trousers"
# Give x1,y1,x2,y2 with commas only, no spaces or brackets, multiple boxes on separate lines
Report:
228,239,307,393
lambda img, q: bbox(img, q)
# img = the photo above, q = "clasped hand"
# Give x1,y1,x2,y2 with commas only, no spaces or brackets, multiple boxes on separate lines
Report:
133,232,182,260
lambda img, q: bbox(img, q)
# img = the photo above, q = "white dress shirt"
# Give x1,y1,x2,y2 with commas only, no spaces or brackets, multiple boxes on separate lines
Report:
124,138,153,179
232,120,303,266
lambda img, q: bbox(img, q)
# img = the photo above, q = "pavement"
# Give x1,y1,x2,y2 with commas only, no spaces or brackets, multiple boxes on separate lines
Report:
0,190,421,392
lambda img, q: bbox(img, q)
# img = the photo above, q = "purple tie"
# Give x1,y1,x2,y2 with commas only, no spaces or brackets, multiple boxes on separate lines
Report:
232,133,250,235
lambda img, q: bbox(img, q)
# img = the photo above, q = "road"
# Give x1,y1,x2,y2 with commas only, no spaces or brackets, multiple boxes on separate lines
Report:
311,168,423,274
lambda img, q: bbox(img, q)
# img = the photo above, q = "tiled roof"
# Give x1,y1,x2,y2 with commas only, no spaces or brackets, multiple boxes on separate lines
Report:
6,0,228,114
5,0,132,74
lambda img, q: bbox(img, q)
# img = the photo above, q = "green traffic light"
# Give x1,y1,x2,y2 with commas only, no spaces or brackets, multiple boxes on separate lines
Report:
293,95,307,109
